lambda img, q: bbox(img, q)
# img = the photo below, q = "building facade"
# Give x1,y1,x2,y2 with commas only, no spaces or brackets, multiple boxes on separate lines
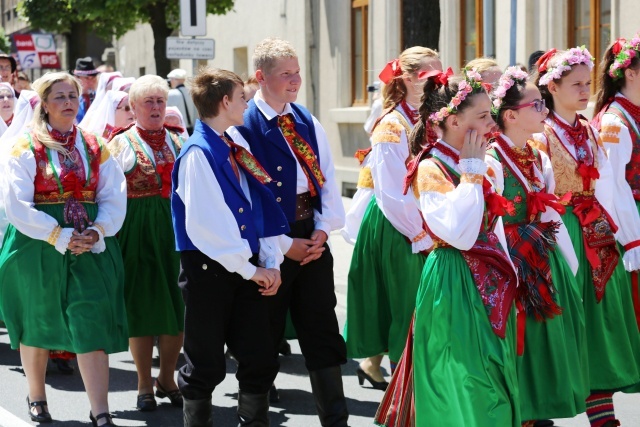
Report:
115,0,639,194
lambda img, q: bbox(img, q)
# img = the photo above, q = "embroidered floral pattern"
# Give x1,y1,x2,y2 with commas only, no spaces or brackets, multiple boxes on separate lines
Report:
357,166,374,189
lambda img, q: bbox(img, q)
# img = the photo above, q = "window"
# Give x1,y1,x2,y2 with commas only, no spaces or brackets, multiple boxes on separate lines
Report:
460,0,484,66
568,0,611,90
351,0,368,105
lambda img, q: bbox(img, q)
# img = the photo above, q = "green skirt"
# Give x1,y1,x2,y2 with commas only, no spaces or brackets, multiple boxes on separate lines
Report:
413,247,520,427
517,247,589,420
118,196,183,337
344,198,426,362
0,203,128,354
563,205,640,391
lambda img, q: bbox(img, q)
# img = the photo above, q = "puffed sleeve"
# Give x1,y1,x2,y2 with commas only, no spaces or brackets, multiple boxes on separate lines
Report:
107,133,137,173
371,116,432,252
417,158,486,250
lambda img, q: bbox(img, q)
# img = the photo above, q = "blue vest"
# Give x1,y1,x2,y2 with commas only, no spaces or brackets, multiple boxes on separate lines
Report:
171,120,290,254
235,101,322,223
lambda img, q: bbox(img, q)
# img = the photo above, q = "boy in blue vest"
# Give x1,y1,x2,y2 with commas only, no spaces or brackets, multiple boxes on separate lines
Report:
229,38,349,427
172,67,290,426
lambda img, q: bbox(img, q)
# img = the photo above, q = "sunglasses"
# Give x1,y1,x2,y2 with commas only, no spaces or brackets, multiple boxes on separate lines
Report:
116,105,132,112
510,98,546,113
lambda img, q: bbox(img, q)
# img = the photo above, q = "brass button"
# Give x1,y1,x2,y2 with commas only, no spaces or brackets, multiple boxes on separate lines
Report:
241,225,246,231
277,166,282,171
202,264,208,270
277,182,282,187
276,197,282,202
239,208,244,213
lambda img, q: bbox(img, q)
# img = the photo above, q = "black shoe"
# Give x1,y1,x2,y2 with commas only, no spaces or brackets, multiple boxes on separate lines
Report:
309,366,350,427
278,340,292,356
356,367,388,391
136,393,157,412
51,357,75,375
237,391,269,426
602,420,621,427
90,411,116,426
183,396,213,427
155,378,183,407
26,396,52,423
269,384,280,403
533,421,554,427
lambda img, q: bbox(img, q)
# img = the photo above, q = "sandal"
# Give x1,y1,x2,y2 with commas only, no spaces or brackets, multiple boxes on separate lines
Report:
90,411,117,426
26,396,52,423
136,393,157,412
155,379,183,407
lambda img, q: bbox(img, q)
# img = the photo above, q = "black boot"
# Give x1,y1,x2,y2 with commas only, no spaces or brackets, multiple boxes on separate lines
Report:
237,391,269,426
183,397,213,427
309,366,349,427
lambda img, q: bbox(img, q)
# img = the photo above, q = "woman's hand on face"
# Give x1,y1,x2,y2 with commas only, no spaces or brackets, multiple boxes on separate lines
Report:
459,129,487,160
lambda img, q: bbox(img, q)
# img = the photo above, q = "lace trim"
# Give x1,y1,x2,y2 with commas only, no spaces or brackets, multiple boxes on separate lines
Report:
459,158,488,175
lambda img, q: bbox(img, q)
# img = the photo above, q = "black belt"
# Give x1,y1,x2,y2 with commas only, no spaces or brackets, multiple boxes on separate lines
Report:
295,192,314,220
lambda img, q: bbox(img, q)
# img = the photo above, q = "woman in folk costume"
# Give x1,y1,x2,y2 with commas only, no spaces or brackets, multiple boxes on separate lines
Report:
486,67,589,426
593,34,640,333
0,82,16,137
79,71,122,128
112,77,135,93
532,47,640,427
0,72,127,426
378,68,520,427
164,106,190,140
108,75,186,412
344,47,441,390
80,90,134,140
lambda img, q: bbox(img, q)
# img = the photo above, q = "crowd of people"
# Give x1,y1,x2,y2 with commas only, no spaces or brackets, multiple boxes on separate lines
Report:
0,30,639,427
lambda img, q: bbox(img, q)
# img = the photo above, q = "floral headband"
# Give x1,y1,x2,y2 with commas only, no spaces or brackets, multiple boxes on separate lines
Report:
608,35,640,81
492,66,529,111
428,68,486,123
537,46,594,86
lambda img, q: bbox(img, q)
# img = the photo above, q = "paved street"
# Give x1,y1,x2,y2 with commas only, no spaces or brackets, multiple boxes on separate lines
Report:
0,197,638,426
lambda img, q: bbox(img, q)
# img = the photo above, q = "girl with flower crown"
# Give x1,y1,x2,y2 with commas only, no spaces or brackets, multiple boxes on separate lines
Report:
533,46,640,427
487,67,589,426
343,47,441,390
376,69,520,427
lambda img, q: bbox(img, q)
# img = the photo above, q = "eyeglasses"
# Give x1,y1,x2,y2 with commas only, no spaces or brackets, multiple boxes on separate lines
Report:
0,65,12,71
510,98,546,113
0,94,14,100
116,105,132,112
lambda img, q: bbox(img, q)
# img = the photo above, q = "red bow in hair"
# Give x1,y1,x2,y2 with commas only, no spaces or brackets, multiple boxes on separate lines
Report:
536,48,558,73
612,38,627,56
379,59,402,84
419,67,453,86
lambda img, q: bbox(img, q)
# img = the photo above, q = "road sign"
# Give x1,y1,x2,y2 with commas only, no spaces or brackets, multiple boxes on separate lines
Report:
166,37,215,60
180,0,207,37
13,34,60,69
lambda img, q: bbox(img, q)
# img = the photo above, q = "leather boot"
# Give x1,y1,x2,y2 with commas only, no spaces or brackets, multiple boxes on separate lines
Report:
237,391,269,426
309,366,349,427
183,396,213,427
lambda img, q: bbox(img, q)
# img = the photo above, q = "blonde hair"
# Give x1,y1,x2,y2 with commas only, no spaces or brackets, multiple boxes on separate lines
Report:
465,57,499,74
31,72,82,155
128,74,169,105
253,38,297,74
382,46,439,109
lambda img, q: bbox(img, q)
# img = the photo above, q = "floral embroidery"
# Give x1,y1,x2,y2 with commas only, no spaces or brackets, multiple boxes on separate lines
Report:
357,166,374,189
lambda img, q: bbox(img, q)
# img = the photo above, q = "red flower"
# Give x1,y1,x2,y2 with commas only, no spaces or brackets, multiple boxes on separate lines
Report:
514,195,523,204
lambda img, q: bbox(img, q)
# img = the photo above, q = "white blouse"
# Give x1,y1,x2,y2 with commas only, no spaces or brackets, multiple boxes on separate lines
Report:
108,126,178,173
4,130,127,255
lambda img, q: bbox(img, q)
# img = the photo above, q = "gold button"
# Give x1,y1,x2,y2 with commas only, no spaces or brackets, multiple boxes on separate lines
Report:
239,208,243,213
241,225,246,231
202,264,208,270
276,197,282,202
277,166,282,171
277,182,282,187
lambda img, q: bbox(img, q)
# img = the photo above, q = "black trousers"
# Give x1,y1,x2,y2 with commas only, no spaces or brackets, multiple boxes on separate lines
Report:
268,218,347,372
178,250,278,400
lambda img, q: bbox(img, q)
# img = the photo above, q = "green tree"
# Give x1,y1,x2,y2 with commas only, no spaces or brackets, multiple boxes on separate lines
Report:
0,27,11,53
19,0,234,76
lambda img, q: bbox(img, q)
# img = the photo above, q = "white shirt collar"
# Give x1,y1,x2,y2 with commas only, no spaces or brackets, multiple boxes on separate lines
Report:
254,90,294,121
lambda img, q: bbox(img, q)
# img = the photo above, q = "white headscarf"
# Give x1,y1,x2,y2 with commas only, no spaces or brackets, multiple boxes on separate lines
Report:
165,106,189,139
0,89,38,144
0,82,16,138
112,77,135,92
79,71,123,128
79,90,129,139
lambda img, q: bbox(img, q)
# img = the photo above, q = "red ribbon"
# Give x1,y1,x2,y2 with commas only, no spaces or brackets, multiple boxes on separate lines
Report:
419,67,453,87
354,147,372,165
527,191,569,218
612,38,627,56
61,172,83,199
536,48,558,73
379,59,402,85
155,163,174,198
576,163,600,190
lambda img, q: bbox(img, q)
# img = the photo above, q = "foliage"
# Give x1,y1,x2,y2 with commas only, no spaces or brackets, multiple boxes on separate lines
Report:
0,27,10,53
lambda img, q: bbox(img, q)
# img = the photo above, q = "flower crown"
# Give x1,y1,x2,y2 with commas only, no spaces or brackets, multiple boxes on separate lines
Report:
538,46,594,86
492,66,529,111
428,68,486,123
608,35,640,81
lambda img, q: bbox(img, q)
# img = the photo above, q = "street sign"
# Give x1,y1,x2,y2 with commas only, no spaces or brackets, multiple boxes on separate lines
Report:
166,37,215,60
180,0,207,37
13,34,60,69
